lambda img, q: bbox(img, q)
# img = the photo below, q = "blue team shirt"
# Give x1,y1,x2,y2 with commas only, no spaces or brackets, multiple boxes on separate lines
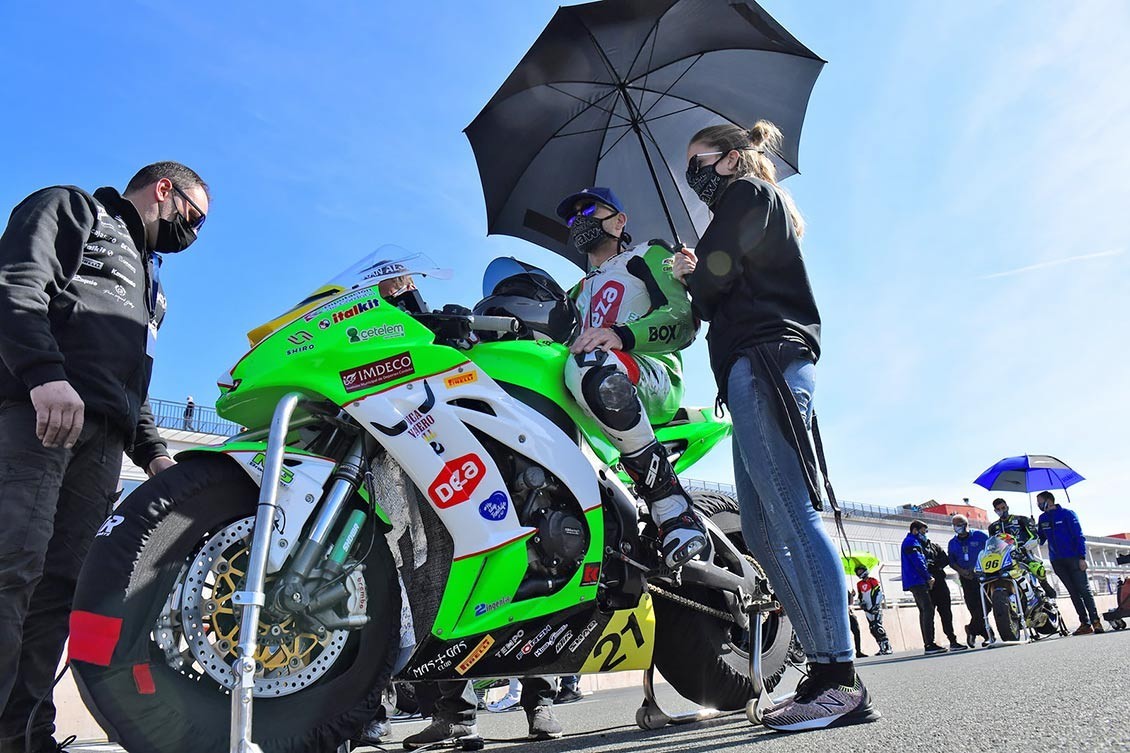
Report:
1038,507,1087,560
947,530,989,570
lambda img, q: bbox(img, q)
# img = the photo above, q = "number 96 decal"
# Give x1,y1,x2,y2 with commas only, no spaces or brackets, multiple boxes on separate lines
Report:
580,594,656,673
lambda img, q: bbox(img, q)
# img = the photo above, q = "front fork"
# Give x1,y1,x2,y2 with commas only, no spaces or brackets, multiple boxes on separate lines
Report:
229,394,371,753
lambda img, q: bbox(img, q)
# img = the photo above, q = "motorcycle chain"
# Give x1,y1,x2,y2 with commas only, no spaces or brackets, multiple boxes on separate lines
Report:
646,554,778,624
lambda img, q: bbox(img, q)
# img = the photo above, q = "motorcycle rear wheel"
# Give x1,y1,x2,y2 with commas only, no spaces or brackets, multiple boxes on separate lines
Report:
990,587,1021,642
70,457,400,753
651,491,793,710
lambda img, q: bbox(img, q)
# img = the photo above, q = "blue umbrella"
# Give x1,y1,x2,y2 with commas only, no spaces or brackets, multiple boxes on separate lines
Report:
973,454,1085,493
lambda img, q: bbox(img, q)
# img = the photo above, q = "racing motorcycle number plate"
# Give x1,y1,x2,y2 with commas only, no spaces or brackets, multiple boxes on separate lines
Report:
579,593,655,673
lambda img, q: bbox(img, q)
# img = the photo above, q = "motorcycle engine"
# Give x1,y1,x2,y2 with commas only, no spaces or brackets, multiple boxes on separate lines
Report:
512,464,588,579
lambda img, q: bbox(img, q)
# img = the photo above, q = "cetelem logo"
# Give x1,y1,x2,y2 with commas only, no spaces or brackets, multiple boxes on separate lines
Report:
428,453,486,508
339,352,414,393
347,323,406,343
331,298,380,324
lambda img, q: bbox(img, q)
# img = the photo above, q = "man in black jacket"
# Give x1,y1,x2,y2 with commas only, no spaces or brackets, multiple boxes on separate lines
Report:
924,539,968,652
0,162,208,753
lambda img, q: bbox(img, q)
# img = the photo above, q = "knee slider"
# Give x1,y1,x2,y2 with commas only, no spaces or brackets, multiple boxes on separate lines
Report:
581,365,641,431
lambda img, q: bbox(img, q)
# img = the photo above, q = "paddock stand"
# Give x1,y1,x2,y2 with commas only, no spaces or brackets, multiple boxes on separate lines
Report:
635,596,785,729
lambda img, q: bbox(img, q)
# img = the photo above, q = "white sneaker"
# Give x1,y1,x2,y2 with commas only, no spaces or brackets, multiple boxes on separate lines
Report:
487,691,521,713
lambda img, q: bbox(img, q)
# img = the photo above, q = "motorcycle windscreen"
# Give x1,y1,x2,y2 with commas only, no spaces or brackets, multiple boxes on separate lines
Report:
246,245,452,345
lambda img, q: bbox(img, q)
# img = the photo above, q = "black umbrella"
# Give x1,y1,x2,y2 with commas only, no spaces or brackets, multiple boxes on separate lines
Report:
465,0,825,269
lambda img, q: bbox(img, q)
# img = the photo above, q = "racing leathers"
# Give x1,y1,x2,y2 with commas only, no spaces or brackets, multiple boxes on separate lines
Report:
855,576,892,654
563,243,703,568
989,514,1055,598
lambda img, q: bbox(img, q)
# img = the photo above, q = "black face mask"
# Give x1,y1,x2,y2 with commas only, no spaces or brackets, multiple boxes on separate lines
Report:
686,155,732,206
153,210,198,253
568,214,621,256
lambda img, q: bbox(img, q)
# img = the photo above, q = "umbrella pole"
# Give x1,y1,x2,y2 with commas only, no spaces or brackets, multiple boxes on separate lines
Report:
619,86,683,247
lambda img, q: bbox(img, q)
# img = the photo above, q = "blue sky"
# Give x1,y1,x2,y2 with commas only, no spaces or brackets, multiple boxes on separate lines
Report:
2,1,1127,534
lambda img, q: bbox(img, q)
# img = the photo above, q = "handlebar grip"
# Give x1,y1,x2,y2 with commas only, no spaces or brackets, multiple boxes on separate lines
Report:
468,315,520,333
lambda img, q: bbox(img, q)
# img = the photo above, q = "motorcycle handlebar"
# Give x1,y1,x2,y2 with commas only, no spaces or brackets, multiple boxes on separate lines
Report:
468,315,520,333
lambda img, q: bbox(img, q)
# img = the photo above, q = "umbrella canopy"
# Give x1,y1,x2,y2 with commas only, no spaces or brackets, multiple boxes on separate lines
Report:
465,0,824,268
973,455,1085,493
842,551,880,576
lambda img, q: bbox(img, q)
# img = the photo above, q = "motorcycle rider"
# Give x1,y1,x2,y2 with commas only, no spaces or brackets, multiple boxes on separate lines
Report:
854,565,892,655
947,514,993,647
556,187,709,570
989,498,1056,599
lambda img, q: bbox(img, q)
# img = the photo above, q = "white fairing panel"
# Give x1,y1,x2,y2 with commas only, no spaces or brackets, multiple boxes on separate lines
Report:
345,362,598,560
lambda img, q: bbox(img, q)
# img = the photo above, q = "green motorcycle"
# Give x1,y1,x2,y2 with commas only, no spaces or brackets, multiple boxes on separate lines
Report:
69,248,792,753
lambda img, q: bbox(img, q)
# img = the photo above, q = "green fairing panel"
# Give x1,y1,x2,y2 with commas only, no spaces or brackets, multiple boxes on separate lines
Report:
215,293,465,431
465,340,619,465
431,507,606,640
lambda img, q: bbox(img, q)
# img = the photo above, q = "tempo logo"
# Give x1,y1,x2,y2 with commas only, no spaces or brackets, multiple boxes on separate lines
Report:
428,454,486,508
339,352,415,393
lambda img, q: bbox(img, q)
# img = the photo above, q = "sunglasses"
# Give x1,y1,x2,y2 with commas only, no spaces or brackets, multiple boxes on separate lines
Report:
172,184,207,231
566,201,616,227
687,150,726,172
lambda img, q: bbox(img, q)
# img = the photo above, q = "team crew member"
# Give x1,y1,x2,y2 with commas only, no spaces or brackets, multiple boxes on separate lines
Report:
924,538,967,652
673,120,877,731
1037,491,1103,635
947,514,992,646
0,162,209,752
902,521,947,655
558,187,708,569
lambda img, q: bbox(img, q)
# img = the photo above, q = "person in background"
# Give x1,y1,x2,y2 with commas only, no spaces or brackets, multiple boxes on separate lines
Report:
672,120,877,732
902,521,947,654
404,679,559,749
924,536,967,652
947,514,992,647
0,162,207,753
487,678,522,713
1037,491,1104,635
847,590,866,657
182,395,195,431
555,675,582,705
854,565,892,655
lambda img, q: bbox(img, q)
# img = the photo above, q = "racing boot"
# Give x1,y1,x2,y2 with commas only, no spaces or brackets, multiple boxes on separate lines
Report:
621,441,709,569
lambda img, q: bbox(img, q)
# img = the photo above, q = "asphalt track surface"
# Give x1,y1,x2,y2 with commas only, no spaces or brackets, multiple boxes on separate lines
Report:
68,628,1130,753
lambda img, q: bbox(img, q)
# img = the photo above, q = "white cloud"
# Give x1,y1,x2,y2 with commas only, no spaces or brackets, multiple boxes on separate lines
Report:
977,249,1125,280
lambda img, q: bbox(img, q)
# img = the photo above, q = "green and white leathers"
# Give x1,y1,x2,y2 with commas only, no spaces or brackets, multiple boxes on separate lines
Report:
566,242,694,426
68,247,794,753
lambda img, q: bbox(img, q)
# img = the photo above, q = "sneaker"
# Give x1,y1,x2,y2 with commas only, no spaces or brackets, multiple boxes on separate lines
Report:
554,687,583,704
948,641,968,651
402,720,477,749
878,642,893,656
487,691,521,713
1093,620,1106,634
983,635,996,647
353,718,392,745
657,509,710,569
526,705,564,740
1073,623,1094,636
761,674,880,732
923,643,948,655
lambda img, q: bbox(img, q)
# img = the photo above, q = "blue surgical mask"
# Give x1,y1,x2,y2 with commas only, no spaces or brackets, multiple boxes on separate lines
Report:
954,524,968,535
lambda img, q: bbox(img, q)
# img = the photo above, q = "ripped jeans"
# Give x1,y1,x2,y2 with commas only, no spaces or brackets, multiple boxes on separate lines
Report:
727,351,852,664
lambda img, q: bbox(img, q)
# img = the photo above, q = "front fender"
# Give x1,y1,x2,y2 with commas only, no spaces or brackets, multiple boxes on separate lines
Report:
177,442,391,572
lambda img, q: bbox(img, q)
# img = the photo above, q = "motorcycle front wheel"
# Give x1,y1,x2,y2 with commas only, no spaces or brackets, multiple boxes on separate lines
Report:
990,586,1021,642
70,457,400,753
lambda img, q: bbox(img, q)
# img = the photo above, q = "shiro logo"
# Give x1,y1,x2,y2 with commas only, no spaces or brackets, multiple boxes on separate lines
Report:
339,352,415,393
478,491,508,521
428,454,486,508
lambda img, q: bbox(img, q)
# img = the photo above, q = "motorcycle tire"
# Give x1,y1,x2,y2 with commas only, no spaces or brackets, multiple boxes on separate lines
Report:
70,456,400,753
652,491,793,711
990,587,1021,642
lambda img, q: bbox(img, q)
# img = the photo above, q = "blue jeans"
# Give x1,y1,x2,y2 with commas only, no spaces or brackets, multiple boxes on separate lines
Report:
727,355,852,663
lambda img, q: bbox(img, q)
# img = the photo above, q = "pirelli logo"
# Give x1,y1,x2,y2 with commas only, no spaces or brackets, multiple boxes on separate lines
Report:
456,635,495,675
444,371,478,389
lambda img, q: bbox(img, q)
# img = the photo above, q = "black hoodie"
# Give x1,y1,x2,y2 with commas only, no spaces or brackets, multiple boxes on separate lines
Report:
0,185,168,468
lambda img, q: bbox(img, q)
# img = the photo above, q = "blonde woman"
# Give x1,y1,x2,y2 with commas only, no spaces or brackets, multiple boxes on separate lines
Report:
673,121,878,732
